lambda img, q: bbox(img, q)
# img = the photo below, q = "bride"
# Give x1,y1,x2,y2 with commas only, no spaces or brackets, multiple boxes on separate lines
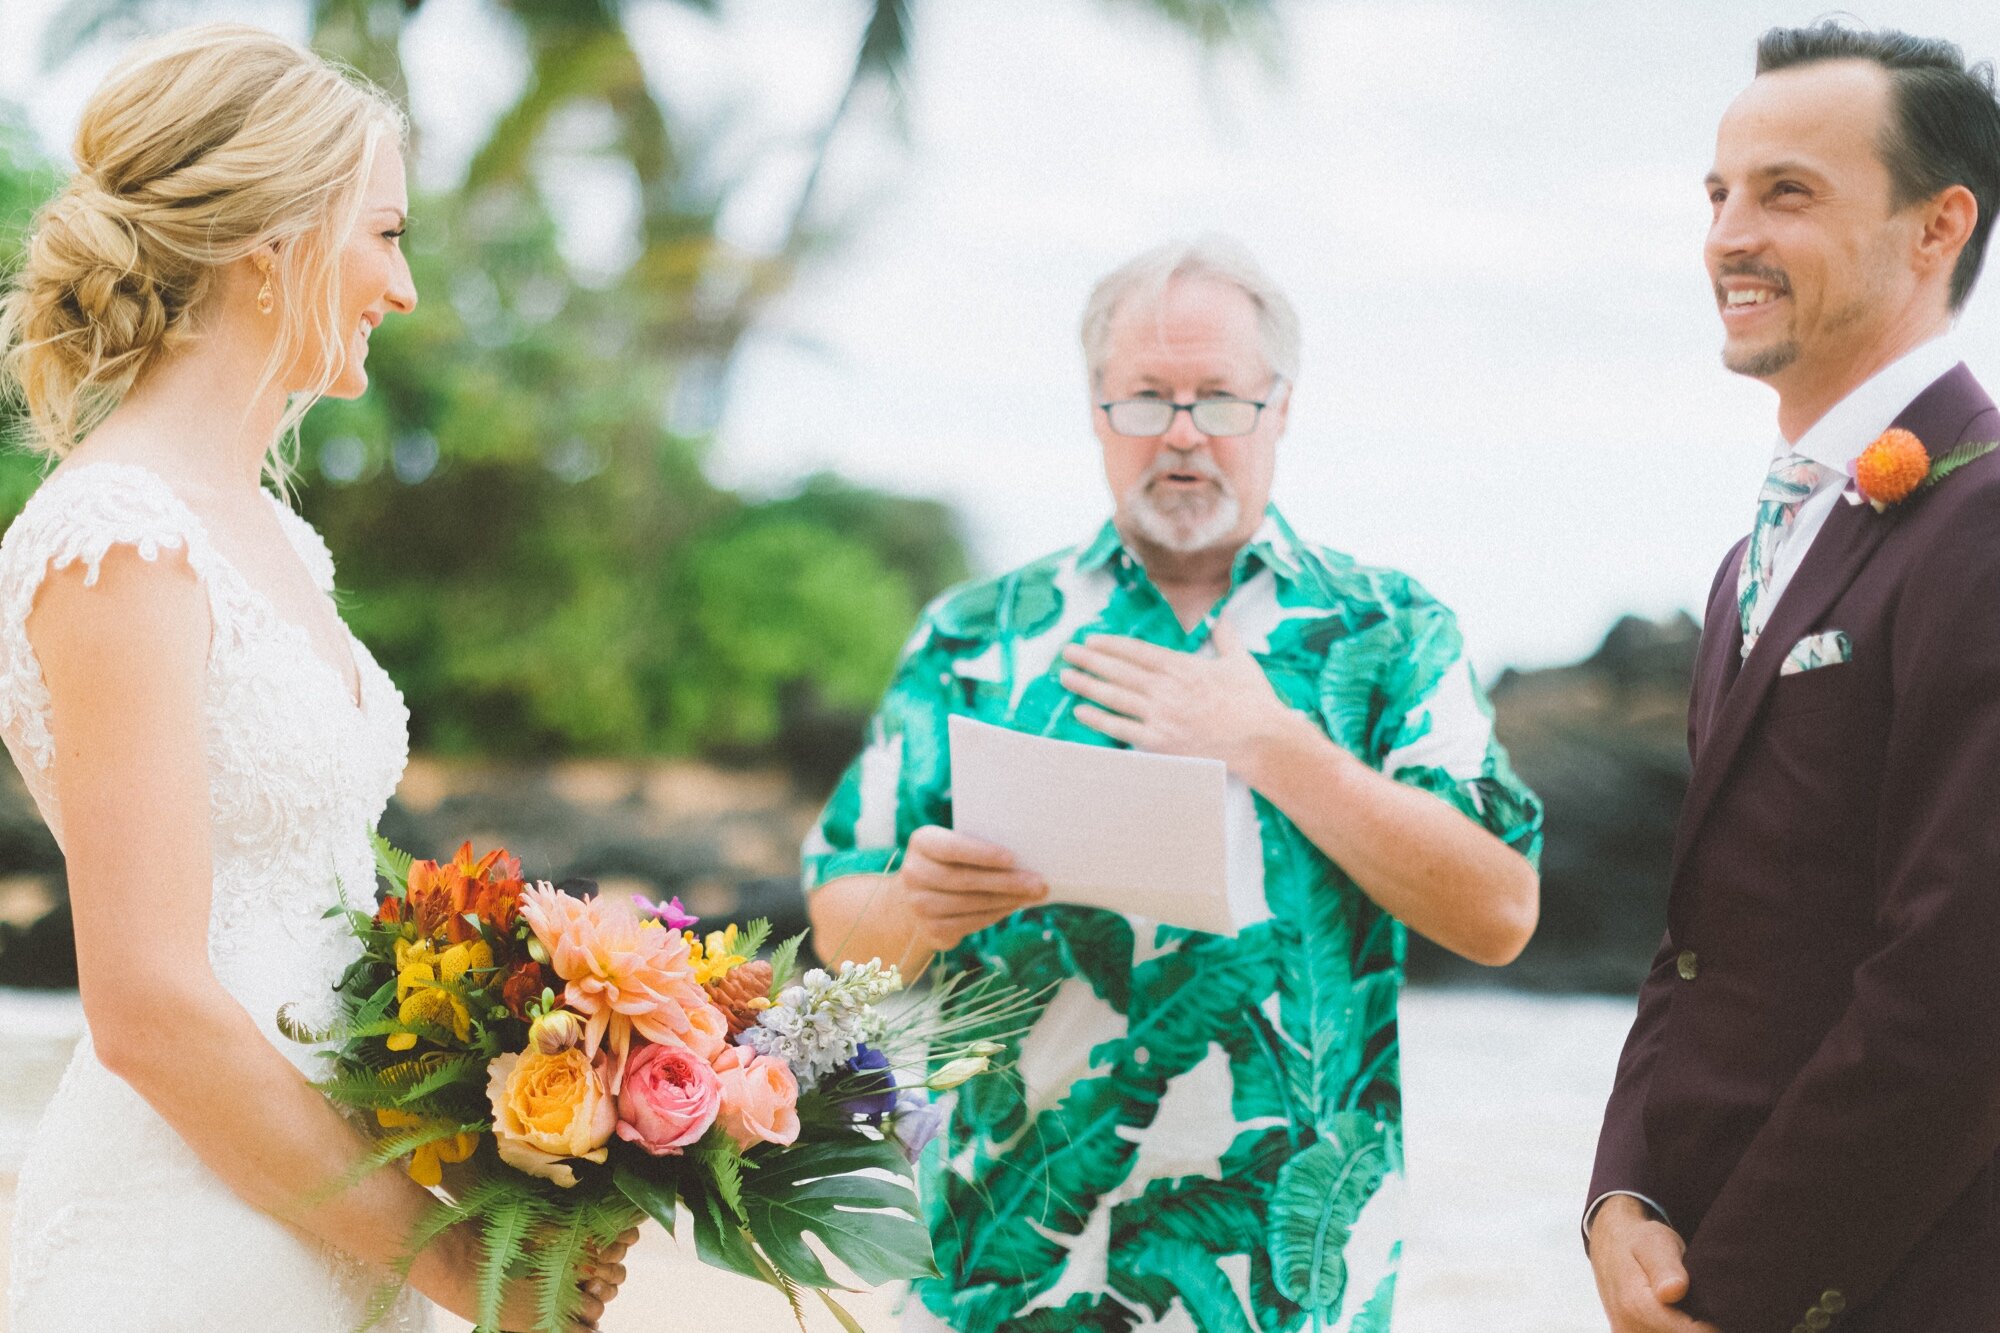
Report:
0,26,630,1331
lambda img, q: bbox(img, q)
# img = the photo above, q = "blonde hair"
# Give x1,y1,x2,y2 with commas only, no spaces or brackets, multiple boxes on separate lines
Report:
0,23,406,479
1080,233,1301,390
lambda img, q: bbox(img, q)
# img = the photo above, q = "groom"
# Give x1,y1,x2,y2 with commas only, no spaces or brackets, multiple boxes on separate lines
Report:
1589,22,2000,1333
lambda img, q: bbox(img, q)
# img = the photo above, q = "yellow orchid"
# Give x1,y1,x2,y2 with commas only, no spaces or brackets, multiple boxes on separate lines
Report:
375,1108,478,1188
387,939,492,1051
687,924,747,986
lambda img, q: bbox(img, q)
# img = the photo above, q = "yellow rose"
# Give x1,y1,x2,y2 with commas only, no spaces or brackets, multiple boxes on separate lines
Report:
484,1048,617,1188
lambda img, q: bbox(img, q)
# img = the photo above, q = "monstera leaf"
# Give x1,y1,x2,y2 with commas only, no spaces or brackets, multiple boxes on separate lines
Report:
739,1136,937,1288
1267,1113,1391,1318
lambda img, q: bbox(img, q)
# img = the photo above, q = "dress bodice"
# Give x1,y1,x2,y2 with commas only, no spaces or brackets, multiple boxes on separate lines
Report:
0,460,409,1043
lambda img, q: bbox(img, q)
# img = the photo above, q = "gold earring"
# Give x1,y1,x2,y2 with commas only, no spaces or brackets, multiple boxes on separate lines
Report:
256,265,274,316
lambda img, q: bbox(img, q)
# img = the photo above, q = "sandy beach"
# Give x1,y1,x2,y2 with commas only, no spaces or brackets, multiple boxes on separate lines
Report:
0,988,1631,1332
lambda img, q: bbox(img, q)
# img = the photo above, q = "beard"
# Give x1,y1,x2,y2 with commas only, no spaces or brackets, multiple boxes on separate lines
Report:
1724,337,1801,378
1121,452,1242,554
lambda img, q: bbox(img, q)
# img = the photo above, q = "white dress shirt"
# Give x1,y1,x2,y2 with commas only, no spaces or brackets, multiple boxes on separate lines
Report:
1586,332,1966,1249
1744,334,1965,642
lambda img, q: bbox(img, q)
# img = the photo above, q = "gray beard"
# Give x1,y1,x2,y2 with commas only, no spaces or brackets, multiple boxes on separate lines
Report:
1124,479,1242,554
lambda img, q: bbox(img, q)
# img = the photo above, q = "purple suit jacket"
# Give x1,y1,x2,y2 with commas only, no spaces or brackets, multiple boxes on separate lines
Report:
1590,364,2000,1332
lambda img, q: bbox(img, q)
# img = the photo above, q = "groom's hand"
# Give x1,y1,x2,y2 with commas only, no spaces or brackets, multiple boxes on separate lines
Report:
895,825,1048,951
1589,1196,1722,1333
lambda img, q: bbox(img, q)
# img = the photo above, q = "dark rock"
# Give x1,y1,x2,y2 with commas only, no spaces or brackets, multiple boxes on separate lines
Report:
1405,613,1697,995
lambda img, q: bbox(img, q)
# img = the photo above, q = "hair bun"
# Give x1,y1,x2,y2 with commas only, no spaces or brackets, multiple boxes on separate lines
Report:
2,177,196,442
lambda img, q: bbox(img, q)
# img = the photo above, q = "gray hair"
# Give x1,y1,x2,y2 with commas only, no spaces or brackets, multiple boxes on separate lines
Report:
1079,234,1301,389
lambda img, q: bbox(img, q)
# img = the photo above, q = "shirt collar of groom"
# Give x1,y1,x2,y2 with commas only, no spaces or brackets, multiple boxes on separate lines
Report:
1783,332,1965,475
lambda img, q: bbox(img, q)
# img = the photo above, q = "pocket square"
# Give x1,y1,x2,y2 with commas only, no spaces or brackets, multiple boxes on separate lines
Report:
1780,629,1852,676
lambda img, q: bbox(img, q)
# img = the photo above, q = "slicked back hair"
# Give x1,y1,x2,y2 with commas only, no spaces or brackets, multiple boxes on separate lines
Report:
1757,21,2000,310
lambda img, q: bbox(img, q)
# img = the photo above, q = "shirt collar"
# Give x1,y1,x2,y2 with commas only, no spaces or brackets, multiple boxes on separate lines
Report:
1076,504,1307,586
1785,333,1964,476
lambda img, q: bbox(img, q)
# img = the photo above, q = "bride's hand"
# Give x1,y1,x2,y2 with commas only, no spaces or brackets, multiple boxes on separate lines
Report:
415,1220,640,1331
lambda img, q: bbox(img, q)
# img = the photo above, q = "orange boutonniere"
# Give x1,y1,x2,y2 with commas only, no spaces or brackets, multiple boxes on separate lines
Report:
1851,429,2000,512
1853,428,1929,511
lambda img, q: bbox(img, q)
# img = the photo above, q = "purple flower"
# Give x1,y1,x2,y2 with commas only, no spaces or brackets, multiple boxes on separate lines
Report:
891,1090,945,1163
841,1043,897,1123
632,894,699,931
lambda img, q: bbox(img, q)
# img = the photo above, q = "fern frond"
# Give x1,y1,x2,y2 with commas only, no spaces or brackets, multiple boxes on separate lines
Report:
694,1138,748,1223
735,917,772,958
277,1003,340,1045
528,1209,593,1333
373,831,416,889
767,933,806,996
475,1194,545,1331
1921,439,2000,490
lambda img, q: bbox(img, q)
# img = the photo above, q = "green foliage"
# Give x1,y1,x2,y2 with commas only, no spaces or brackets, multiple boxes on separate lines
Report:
766,932,806,996
739,1134,937,1288
1919,439,2000,492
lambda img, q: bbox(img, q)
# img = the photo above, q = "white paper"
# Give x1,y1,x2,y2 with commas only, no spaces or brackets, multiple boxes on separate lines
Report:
947,714,1237,936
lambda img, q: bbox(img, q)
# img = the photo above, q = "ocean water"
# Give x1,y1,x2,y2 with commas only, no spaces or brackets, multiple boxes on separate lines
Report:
0,987,1636,1332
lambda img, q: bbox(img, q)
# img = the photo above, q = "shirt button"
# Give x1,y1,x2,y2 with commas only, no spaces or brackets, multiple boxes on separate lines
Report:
1677,951,1699,981
1821,1291,1846,1314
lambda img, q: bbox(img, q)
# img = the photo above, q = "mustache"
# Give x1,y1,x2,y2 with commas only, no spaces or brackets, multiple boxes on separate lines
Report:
1714,261,1792,296
1139,451,1227,487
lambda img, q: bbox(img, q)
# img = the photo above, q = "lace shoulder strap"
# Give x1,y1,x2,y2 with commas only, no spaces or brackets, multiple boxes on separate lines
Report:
0,463,223,772
263,491,337,593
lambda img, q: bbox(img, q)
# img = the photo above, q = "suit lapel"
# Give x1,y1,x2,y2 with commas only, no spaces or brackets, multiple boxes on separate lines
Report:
1670,363,1987,876
1672,502,1892,872
1691,537,1748,753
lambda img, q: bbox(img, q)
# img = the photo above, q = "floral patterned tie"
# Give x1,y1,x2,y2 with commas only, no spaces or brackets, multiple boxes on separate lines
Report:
1737,452,1822,657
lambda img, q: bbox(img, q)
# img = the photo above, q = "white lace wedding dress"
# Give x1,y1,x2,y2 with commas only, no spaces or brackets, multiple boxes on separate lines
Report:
0,463,431,1330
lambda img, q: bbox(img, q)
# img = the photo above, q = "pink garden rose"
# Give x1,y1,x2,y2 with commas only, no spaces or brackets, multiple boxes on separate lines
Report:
712,1044,800,1150
615,1042,722,1156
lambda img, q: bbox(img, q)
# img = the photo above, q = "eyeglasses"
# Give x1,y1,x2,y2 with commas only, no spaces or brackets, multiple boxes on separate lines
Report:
1097,381,1282,438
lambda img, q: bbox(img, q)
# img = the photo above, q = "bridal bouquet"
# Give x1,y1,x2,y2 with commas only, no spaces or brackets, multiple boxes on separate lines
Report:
283,838,1016,1333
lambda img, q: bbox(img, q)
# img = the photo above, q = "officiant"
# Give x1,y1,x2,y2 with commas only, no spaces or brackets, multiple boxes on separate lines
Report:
802,235,1542,1333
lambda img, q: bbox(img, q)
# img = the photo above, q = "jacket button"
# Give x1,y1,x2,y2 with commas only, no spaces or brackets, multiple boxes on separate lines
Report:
1821,1291,1846,1313
1805,1312,1831,1330
1677,950,1699,980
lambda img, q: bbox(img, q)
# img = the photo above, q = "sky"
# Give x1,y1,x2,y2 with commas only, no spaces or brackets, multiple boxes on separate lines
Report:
4,0,2000,675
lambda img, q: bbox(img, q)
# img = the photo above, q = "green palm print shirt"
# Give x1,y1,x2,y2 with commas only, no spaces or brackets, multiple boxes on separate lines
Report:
803,507,1542,1333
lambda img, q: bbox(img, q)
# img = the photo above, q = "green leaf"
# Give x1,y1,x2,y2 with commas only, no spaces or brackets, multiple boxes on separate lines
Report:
685,1172,766,1282
528,1209,593,1333
739,1136,935,1287
373,830,415,890
735,917,773,958
1267,1113,1392,1317
767,933,807,996
1920,439,2000,491
693,1134,748,1222
476,1194,542,1330
813,1287,869,1333
612,1163,679,1239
